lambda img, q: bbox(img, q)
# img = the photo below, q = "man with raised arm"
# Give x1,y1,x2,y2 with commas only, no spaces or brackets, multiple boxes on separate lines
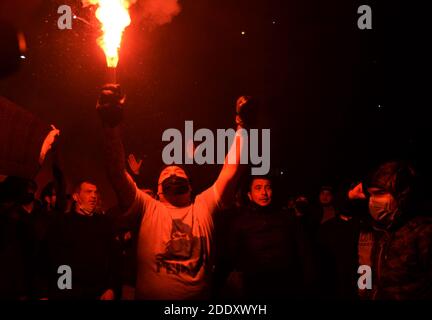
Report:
96,85,252,299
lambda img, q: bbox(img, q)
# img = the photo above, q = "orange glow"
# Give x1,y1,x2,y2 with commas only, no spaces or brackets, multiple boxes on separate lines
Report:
84,0,135,67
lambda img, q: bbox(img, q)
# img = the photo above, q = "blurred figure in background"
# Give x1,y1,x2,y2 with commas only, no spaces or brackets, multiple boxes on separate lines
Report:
317,181,370,300
0,177,40,299
318,186,338,224
37,180,118,299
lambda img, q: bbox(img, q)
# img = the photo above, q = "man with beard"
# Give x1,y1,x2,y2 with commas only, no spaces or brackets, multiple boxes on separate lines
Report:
96,85,251,299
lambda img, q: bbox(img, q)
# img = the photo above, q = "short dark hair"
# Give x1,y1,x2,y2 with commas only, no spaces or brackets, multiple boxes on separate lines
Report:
73,180,97,194
365,160,417,212
1,176,35,202
248,175,272,191
319,185,334,194
366,161,415,195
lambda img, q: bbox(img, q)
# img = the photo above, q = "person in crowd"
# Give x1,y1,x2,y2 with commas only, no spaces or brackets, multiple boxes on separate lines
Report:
318,186,338,224
316,181,371,300
349,161,432,299
96,84,253,299
221,176,318,299
309,186,338,231
212,187,247,300
0,177,41,299
36,180,119,299
35,143,68,251
40,182,57,212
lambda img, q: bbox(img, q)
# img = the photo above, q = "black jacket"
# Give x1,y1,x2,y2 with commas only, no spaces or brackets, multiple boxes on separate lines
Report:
36,210,120,299
369,215,432,300
225,203,318,299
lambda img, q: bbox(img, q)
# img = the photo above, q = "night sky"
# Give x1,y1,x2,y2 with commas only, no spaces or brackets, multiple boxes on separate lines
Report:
0,0,429,208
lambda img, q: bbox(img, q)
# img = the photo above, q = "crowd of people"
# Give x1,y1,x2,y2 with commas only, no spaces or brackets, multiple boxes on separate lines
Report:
1,85,431,300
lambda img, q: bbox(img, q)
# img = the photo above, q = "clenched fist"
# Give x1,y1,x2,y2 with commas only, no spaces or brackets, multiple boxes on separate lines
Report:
235,95,259,129
96,84,126,128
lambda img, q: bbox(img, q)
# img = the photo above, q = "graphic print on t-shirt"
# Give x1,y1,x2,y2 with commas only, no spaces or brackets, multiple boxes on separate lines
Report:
156,219,207,276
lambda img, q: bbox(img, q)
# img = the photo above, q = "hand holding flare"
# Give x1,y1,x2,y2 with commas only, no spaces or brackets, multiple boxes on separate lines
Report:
96,84,125,128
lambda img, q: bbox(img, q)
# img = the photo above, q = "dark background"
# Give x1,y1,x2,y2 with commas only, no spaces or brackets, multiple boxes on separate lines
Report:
0,0,429,208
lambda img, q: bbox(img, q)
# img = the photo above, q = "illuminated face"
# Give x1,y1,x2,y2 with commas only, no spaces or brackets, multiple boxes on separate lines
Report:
158,166,189,185
73,182,98,212
319,190,334,206
248,178,272,207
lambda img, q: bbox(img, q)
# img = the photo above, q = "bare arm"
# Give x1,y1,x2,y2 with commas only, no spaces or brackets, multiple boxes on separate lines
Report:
214,96,257,206
214,124,248,206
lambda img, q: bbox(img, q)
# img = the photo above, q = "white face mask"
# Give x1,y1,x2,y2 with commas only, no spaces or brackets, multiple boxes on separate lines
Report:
368,195,399,226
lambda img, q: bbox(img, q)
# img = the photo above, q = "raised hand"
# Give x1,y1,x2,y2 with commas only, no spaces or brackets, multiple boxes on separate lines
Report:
39,124,60,165
100,288,115,300
96,84,126,128
127,153,142,176
235,95,259,128
348,182,367,200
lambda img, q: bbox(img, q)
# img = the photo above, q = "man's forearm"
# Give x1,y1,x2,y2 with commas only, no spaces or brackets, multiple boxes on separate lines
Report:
102,127,136,210
215,125,248,205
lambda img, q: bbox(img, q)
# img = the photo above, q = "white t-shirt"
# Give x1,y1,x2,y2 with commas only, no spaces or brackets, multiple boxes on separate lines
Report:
127,185,221,299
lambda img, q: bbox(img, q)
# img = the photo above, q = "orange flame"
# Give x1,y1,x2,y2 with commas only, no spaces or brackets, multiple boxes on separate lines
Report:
84,0,135,68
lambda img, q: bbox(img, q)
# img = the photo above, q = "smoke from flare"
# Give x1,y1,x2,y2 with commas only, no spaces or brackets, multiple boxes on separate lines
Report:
140,0,181,26
82,0,181,67
82,0,136,68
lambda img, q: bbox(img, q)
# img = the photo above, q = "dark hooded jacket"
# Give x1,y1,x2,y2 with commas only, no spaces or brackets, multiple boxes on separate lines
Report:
363,161,432,300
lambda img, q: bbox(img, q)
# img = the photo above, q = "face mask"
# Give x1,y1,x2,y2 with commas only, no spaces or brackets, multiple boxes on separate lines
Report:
162,176,190,196
369,196,399,225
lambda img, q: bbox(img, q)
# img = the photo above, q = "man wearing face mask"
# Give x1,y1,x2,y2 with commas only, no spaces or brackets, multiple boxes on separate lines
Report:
96,85,250,299
36,181,118,300
350,161,432,300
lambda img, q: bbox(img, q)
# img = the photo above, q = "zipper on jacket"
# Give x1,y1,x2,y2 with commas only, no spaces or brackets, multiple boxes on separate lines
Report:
372,230,391,300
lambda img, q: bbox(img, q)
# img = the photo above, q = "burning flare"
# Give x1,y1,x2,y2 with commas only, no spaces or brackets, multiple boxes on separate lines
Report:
83,0,135,68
